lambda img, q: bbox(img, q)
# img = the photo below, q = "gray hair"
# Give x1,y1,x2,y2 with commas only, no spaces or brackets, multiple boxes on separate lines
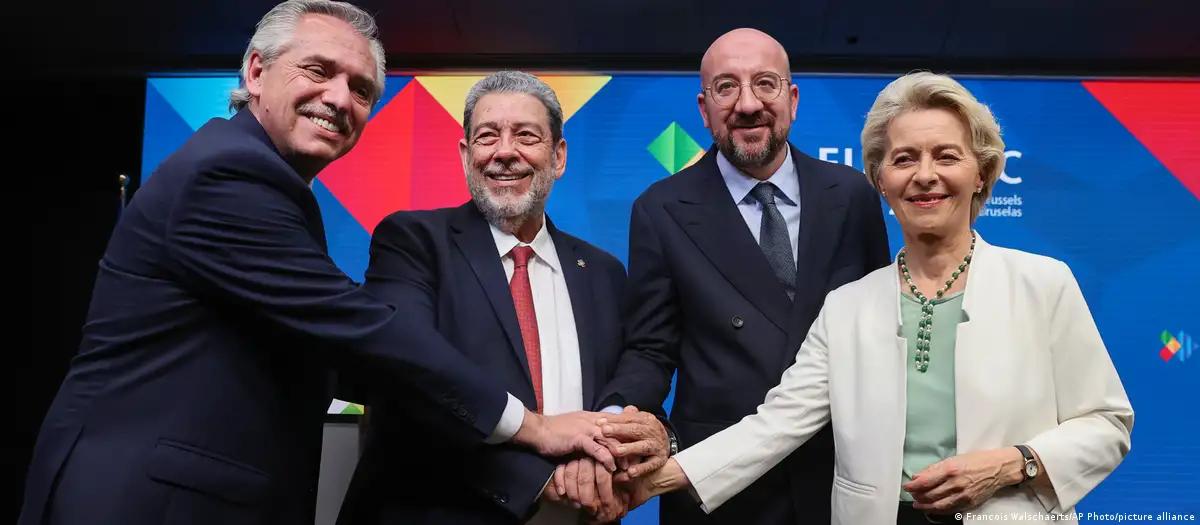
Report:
861,71,1005,222
228,0,387,112
463,70,564,144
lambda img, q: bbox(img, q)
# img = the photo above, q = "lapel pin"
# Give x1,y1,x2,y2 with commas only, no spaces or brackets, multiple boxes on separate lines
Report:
577,259,586,267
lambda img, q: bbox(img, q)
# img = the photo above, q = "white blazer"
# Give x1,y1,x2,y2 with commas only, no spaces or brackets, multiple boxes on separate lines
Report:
673,234,1134,525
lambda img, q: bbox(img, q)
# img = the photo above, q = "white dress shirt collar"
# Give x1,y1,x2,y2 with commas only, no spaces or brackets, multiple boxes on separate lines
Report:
488,215,561,274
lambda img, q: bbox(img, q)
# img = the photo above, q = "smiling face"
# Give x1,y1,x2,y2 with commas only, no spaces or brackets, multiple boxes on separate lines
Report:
245,13,377,174
879,108,983,237
698,29,799,175
460,92,566,226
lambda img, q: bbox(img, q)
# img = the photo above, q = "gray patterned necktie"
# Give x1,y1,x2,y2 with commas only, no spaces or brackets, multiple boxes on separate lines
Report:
749,182,796,301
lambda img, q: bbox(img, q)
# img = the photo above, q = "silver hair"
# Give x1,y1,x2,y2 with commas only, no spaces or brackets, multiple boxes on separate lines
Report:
228,0,387,112
861,71,1005,222
463,70,564,144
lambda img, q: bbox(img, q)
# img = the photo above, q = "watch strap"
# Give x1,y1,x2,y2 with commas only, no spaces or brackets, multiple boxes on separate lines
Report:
1014,445,1036,483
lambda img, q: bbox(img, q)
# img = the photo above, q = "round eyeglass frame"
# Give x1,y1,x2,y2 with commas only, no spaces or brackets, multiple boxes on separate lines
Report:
704,72,791,107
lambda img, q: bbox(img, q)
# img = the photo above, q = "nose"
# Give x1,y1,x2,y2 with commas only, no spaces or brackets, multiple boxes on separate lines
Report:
320,76,354,115
914,157,938,184
492,134,520,162
733,83,764,115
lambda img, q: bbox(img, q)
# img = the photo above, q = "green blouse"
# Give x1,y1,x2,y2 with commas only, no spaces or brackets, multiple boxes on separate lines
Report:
898,291,968,502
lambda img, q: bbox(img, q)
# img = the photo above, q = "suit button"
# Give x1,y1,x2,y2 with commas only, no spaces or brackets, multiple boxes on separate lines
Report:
731,316,744,328
496,492,509,504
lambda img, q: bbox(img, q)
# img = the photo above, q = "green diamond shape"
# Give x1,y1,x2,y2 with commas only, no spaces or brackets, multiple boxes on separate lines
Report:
647,122,704,174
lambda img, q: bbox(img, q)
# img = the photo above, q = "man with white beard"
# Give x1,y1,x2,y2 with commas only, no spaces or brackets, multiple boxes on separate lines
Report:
336,70,670,525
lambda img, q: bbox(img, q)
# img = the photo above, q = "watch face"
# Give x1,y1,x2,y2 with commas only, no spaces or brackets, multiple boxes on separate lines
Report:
1025,462,1039,478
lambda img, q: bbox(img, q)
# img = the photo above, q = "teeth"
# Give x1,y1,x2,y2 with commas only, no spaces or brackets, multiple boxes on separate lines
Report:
308,116,339,133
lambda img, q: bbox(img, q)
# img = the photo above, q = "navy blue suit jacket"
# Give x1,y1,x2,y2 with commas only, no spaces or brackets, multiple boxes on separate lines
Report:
598,145,891,525
19,110,512,525
336,202,631,525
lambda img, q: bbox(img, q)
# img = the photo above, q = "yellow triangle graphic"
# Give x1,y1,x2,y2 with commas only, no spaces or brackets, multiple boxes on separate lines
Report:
416,75,486,126
416,74,611,126
538,75,612,122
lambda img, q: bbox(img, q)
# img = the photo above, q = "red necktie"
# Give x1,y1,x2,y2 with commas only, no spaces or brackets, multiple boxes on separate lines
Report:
509,246,543,413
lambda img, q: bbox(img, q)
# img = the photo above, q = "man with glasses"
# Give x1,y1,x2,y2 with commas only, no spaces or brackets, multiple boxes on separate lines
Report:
597,28,891,524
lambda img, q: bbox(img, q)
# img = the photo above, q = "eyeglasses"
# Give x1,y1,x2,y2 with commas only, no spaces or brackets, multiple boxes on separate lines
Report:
705,72,790,106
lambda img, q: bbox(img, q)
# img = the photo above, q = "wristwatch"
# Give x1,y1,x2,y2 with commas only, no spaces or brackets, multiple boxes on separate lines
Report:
1014,445,1039,484
655,414,679,456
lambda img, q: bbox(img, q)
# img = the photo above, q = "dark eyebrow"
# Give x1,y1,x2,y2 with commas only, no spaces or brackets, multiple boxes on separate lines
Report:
299,53,377,97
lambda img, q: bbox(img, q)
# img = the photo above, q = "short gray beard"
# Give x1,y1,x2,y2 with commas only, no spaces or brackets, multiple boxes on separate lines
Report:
466,161,556,236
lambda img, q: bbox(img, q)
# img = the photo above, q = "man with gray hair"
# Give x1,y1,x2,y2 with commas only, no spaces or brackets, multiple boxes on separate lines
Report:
18,5,613,525
336,70,669,525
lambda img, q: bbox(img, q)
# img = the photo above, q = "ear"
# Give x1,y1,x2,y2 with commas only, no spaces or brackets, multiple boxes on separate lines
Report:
552,138,567,180
245,50,268,100
458,137,470,169
697,93,711,129
787,81,799,122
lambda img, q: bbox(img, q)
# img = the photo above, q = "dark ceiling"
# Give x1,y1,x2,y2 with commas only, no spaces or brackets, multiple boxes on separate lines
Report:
41,0,1200,76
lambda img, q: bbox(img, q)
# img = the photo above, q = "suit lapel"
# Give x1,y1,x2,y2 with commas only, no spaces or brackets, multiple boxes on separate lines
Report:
551,223,597,406
666,149,792,330
951,235,1000,450
449,203,531,383
781,149,851,363
791,148,848,299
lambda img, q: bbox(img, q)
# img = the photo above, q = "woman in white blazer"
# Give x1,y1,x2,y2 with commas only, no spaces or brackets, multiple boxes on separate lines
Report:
616,72,1134,525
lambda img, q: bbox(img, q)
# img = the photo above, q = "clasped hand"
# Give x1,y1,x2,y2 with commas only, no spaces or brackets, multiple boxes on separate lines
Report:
541,406,670,523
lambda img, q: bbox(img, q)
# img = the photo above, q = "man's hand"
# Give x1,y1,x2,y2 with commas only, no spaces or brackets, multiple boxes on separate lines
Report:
598,406,670,481
511,409,616,471
548,452,628,524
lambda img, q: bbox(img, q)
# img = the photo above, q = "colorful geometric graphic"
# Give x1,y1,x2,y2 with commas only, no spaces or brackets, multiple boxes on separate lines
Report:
647,122,705,174
1160,330,1195,362
142,73,1200,523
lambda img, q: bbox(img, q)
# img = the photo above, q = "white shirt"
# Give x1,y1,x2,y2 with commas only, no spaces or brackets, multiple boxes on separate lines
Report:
488,218,584,418
490,217,585,525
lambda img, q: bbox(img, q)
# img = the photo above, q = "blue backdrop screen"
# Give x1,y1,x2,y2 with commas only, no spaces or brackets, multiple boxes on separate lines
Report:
142,73,1200,523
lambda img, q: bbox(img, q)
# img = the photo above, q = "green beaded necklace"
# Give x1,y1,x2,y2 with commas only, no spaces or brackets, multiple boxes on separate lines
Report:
898,232,976,373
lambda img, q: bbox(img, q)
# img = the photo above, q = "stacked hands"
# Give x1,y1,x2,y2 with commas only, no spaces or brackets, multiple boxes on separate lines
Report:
520,406,671,523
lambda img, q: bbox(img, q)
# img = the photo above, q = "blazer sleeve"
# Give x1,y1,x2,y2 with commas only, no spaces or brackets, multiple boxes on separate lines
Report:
671,296,834,513
597,197,680,410
361,212,555,520
1025,261,1134,513
164,167,519,448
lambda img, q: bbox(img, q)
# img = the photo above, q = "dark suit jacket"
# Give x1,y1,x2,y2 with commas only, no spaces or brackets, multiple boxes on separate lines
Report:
19,109,512,525
598,145,892,525
336,202,632,525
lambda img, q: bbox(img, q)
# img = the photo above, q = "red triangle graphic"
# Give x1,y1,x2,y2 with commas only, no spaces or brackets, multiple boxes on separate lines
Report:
409,83,470,210
318,84,416,233
1083,81,1200,201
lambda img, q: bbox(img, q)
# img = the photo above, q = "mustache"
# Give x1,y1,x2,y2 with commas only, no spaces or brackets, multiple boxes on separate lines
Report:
728,113,773,128
482,163,534,177
297,104,349,130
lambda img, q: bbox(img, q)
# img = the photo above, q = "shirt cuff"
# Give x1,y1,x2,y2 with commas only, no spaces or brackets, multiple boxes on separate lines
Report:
485,393,526,444
600,405,624,414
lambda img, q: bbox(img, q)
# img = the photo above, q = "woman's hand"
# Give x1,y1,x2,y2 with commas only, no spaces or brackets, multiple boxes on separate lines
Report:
904,447,1027,513
618,457,691,510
